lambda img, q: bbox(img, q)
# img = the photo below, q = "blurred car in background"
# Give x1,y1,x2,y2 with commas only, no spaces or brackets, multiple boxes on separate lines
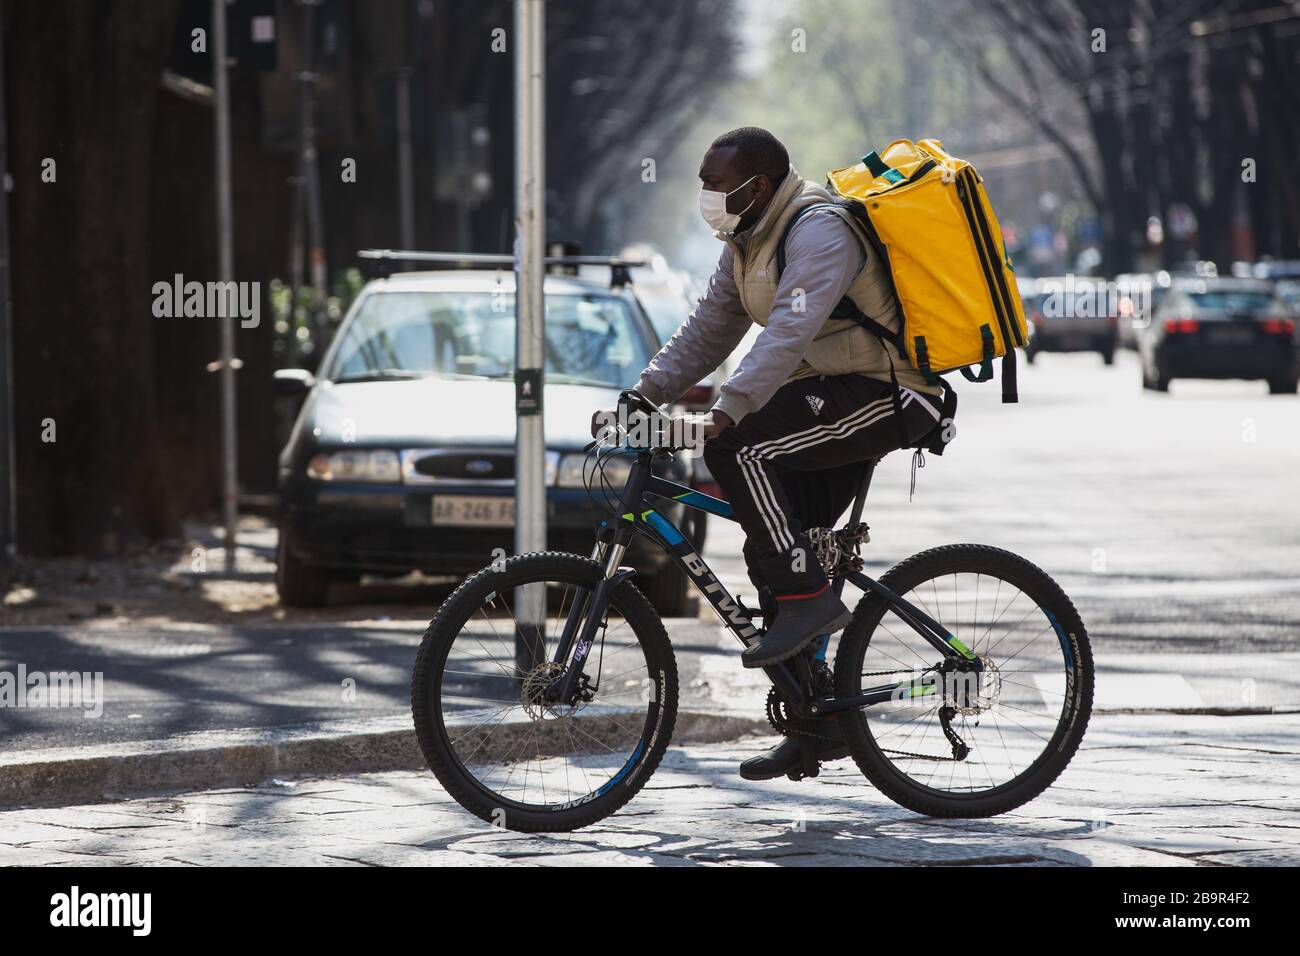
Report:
1252,259,1300,283
1016,275,1037,352
1113,271,1169,350
1275,279,1300,317
612,245,701,344
1024,275,1118,364
273,266,694,614
1136,276,1297,393
1169,259,1220,279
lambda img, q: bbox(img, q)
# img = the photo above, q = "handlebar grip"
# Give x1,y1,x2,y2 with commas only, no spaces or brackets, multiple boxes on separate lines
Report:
617,388,659,416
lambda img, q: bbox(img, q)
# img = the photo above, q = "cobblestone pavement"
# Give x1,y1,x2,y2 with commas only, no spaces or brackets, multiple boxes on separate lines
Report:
2,712,1296,866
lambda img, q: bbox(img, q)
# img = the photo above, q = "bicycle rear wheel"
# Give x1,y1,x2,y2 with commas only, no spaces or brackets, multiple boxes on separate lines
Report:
833,544,1093,817
411,552,677,832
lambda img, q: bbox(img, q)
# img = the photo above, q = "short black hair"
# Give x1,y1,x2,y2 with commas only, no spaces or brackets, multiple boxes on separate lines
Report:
710,127,789,187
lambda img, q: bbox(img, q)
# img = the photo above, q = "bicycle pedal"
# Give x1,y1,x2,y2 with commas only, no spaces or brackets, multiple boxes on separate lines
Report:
798,738,821,779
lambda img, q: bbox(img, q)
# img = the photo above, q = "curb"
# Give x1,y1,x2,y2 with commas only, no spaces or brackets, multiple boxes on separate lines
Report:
0,712,771,809
5,705,1292,810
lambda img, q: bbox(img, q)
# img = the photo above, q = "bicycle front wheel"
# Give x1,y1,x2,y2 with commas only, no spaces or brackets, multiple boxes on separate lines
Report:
411,552,678,832
833,544,1093,817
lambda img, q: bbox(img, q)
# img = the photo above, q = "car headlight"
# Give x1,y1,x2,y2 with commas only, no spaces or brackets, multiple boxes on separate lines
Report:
556,451,633,489
307,449,402,482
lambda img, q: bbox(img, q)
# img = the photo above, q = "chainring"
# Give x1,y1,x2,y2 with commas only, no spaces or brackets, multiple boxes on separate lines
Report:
765,657,836,741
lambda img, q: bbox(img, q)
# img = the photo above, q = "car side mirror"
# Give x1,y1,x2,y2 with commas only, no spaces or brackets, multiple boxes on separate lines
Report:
274,368,316,396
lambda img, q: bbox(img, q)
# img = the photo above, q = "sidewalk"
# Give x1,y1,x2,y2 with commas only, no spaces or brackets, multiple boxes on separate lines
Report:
2,615,1298,807
2,712,1297,866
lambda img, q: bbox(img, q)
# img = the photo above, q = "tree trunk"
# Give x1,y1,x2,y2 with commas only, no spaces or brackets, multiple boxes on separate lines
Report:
7,0,181,555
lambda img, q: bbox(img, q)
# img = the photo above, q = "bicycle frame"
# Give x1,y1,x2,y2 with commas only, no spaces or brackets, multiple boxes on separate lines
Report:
548,446,981,717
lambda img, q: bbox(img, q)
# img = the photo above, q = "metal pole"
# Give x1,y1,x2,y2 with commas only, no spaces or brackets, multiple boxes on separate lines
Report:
286,162,305,363
395,69,416,256
213,0,239,574
297,0,328,352
0,4,16,574
513,0,546,672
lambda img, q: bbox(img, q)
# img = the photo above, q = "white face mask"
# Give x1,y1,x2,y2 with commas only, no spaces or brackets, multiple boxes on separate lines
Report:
698,175,759,234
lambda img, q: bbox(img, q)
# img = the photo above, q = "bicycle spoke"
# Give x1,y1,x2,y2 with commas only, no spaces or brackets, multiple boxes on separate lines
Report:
856,566,1083,800
432,569,657,814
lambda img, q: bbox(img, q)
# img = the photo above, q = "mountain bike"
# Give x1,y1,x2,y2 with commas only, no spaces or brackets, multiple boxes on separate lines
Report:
411,389,1093,832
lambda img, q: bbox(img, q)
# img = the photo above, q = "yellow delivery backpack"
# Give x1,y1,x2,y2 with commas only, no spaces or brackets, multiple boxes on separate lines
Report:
823,138,1028,403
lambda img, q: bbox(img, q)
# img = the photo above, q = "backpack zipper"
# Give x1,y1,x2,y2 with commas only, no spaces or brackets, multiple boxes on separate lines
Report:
958,168,1024,348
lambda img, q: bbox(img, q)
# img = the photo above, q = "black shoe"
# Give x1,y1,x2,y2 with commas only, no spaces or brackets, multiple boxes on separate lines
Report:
738,733,850,781
741,587,851,669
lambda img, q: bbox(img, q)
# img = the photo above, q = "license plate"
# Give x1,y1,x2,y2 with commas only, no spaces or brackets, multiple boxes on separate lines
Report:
1206,327,1252,345
432,495,515,527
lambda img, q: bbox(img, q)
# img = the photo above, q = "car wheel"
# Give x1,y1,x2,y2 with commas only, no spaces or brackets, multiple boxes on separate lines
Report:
1153,361,1171,392
1268,375,1299,395
640,561,690,617
276,526,331,607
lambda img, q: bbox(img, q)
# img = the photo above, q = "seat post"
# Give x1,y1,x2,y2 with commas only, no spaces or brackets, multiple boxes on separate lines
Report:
831,459,876,601
846,459,877,529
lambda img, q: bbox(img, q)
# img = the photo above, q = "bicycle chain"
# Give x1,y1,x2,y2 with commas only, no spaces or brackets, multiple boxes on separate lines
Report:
765,657,839,744
764,655,966,761
855,666,966,763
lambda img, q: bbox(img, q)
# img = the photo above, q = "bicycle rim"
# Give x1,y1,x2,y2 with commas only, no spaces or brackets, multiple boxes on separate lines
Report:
427,569,665,814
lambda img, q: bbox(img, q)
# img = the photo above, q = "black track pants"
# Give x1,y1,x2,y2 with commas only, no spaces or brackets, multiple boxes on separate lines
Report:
703,374,941,595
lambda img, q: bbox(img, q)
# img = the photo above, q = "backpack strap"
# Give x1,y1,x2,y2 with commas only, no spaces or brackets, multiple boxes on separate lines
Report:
861,150,906,184
775,201,916,449
775,202,907,355
1000,347,1019,404
957,324,996,383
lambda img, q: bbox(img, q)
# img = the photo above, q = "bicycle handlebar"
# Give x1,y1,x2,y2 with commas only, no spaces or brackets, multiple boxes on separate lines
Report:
617,388,660,418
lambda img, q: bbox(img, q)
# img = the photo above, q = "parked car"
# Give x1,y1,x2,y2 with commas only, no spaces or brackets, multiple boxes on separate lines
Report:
1024,276,1119,364
1136,277,1298,393
273,267,694,613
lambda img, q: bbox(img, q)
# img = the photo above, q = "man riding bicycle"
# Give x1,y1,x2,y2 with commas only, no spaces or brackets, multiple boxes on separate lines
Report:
593,127,946,781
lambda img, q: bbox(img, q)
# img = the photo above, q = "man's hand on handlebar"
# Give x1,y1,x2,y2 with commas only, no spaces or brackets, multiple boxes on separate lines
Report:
678,410,732,439
590,403,733,443
590,407,618,440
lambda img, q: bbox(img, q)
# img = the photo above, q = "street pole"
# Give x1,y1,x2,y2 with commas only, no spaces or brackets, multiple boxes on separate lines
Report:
295,0,328,350
396,69,416,257
0,5,16,575
513,0,546,673
213,0,239,574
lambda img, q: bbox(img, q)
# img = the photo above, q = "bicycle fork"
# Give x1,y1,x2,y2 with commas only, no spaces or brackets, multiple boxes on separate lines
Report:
542,530,629,705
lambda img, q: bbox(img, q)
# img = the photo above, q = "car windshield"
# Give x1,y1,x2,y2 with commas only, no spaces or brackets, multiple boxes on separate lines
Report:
328,290,653,388
1186,290,1273,314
